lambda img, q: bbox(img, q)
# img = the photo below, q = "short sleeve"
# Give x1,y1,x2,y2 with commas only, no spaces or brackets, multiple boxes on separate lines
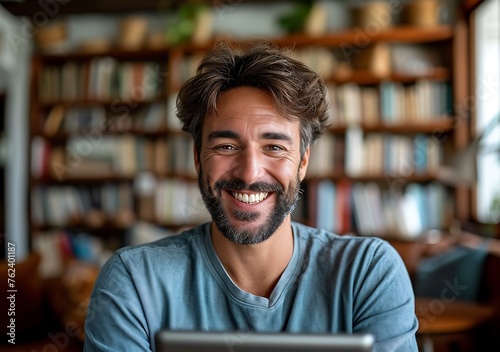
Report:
84,252,152,352
353,240,419,352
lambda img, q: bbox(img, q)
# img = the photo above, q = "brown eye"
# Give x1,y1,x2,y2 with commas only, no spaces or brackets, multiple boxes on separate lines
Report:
217,145,237,150
265,145,285,152
213,144,239,155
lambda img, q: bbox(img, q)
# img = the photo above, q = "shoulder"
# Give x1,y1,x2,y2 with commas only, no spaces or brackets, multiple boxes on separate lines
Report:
293,222,392,251
292,222,401,267
105,223,210,272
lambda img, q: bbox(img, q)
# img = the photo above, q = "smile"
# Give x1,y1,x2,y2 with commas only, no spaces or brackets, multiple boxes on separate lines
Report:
232,192,269,204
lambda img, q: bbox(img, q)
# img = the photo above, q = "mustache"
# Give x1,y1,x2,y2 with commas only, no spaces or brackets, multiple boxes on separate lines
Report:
214,179,283,193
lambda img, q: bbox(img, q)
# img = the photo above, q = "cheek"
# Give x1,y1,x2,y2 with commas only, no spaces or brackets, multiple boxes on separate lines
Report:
272,160,300,185
200,157,225,183
202,153,301,185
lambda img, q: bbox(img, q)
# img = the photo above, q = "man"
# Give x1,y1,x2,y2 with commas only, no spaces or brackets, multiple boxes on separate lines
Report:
84,42,418,351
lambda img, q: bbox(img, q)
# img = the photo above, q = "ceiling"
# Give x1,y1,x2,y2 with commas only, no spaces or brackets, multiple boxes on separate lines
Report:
0,0,277,17
1,0,485,21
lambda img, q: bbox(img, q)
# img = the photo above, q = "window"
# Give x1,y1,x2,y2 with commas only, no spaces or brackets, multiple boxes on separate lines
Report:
474,0,500,223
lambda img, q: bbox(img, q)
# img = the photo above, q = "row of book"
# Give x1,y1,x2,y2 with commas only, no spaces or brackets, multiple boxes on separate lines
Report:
326,80,451,126
172,48,340,89
174,53,204,89
146,178,211,226
290,47,339,79
33,221,183,276
171,44,444,91
32,130,443,183
31,177,211,228
308,128,442,177
31,182,135,228
308,180,450,239
37,43,445,105
32,176,450,241
37,69,450,140
31,134,196,180
40,96,181,137
38,77,450,137
38,59,167,103
33,230,113,277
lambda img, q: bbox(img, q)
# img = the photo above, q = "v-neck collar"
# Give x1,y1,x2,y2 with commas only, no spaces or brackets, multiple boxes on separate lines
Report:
201,222,302,308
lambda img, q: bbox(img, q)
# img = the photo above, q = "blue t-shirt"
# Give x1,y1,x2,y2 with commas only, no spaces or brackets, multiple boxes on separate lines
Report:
84,222,418,351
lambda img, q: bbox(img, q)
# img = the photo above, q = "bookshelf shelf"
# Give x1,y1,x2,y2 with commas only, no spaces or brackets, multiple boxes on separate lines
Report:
31,175,136,184
306,173,439,183
37,128,186,142
38,97,169,109
33,223,132,234
32,172,199,184
35,48,172,62
328,118,455,134
275,25,454,48
329,68,450,85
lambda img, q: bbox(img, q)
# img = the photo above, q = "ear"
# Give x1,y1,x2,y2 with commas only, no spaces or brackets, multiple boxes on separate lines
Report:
299,147,310,181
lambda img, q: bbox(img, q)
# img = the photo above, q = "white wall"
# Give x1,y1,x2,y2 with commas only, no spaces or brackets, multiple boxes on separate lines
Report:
0,5,33,260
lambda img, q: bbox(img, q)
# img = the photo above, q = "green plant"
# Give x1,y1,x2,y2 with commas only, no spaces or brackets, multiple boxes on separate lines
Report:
165,3,209,45
490,192,500,223
276,1,313,34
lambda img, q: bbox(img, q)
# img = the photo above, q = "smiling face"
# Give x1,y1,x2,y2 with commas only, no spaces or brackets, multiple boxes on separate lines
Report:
195,86,310,245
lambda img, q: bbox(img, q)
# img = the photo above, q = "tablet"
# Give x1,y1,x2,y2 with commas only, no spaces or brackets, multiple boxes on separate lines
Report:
155,330,375,352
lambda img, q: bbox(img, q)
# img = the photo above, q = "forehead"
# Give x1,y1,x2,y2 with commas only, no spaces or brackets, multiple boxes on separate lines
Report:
203,86,299,133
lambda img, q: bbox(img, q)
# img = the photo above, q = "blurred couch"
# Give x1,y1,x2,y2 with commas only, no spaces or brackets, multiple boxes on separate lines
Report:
0,252,98,351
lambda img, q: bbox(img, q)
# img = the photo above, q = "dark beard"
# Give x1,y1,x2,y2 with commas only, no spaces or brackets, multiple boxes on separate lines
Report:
197,172,301,245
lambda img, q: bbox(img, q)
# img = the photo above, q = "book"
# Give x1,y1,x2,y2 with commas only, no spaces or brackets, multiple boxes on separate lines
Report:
345,124,364,176
391,44,441,75
32,230,65,278
304,2,328,37
31,136,51,178
361,87,380,126
43,104,65,136
315,179,336,232
335,180,352,234
30,186,46,226
192,8,214,45
351,183,369,235
308,134,335,177
352,43,391,77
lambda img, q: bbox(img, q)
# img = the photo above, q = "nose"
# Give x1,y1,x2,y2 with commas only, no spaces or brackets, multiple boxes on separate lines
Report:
232,148,265,184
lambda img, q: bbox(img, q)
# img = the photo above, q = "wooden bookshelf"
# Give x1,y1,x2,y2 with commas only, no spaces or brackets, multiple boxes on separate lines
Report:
27,19,469,242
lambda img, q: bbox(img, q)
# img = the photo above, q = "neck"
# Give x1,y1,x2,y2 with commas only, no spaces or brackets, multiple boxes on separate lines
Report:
210,219,294,298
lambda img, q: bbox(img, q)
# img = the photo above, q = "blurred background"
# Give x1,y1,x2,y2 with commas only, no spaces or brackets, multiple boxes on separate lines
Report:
0,0,499,351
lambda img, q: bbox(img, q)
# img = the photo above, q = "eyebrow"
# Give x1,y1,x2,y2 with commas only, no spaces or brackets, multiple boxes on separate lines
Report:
207,130,294,144
261,132,293,143
207,130,239,141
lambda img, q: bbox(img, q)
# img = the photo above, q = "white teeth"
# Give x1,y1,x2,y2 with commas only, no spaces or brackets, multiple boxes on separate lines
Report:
232,192,268,204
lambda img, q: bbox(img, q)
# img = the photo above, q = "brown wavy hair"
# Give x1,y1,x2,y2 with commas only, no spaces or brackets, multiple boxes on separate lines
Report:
176,41,330,158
